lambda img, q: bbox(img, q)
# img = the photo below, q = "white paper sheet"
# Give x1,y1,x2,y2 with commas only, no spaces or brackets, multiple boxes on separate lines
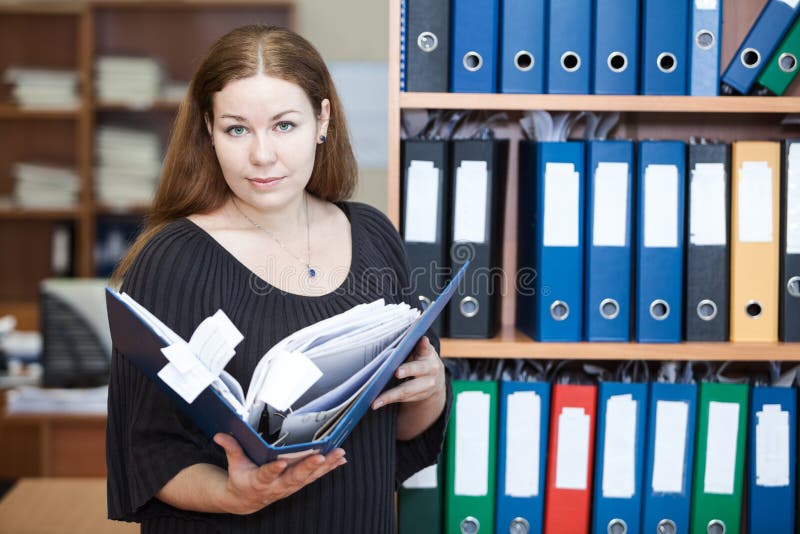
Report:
403,160,440,243
644,164,679,248
188,310,242,377
157,361,216,404
652,400,689,493
455,391,491,496
602,394,638,498
593,162,629,247
257,350,324,411
505,391,541,497
690,163,727,246
555,407,591,490
779,0,799,10
403,464,438,489
161,340,199,374
756,404,790,487
703,401,740,495
787,144,800,254
453,161,489,243
544,163,580,247
696,0,718,9
738,161,774,243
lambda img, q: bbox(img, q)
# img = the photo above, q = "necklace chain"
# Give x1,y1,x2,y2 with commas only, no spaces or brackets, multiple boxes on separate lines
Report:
232,193,317,278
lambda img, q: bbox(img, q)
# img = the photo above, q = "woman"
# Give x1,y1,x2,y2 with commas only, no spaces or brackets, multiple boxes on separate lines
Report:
107,25,451,533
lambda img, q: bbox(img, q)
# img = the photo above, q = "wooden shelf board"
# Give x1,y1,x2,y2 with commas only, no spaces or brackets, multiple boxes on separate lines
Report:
94,100,180,112
0,105,81,120
0,207,80,220
399,93,800,114
93,204,150,216
91,0,293,9
0,301,38,331
441,327,800,360
0,3,83,14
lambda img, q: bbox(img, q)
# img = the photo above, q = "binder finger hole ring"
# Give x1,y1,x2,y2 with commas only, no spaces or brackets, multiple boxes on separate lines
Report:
745,300,762,318
550,300,569,321
788,276,800,298
509,517,529,534
656,519,676,534
607,52,627,73
599,298,620,320
463,51,483,72
740,47,761,69
657,52,677,74
459,296,480,318
649,299,670,320
416,31,438,53
460,516,480,534
779,53,798,74
696,299,718,321
560,51,581,72
514,50,534,72
607,518,627,534
418,294,432,311
707,519,726,534
695,29,715,50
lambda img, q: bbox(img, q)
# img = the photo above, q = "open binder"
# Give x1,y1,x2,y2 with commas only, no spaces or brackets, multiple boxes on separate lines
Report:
106,261,468,464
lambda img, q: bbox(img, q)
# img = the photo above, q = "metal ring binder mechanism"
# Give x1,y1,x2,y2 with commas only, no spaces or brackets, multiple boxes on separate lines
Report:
417,31,437,52
549,300,569,321
607,51,627,73
514,50,534,72
649,299,670,320
607,518,627,534
656,519,676,534
418,295,432,311
560,51,581,72
740,47,761,69
459,296,479,318
745,299,762,318
460,516,480,534
656,52,677,73
599,298,620,320
696,299,718,321
509,517,529,534
463,51,482,72
695,29,715,50
779,53,798,73
707,519,725,534
789,276,800,298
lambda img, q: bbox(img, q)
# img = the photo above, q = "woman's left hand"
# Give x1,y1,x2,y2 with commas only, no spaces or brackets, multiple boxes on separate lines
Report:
372,336,445,409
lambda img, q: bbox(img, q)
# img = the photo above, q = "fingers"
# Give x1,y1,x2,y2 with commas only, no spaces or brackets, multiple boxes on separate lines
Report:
214,433,255,472
374,375,437,408
281,449,346,489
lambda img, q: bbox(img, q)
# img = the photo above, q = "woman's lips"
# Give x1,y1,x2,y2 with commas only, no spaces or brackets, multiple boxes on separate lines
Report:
248,177,284,188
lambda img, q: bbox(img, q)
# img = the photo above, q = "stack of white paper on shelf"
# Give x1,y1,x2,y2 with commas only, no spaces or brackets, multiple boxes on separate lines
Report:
4,67,80,109
95,126,162,207
5,385,108,414
95,55,164,106
11,162,80,208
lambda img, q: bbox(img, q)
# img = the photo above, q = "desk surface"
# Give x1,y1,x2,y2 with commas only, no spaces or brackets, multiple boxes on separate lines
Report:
0,478,137,533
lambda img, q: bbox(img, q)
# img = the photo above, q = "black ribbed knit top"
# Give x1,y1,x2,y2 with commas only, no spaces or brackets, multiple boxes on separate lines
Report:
106,201,451,533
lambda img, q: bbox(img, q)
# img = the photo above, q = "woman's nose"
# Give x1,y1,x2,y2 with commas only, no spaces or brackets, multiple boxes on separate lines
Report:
250,133,277,165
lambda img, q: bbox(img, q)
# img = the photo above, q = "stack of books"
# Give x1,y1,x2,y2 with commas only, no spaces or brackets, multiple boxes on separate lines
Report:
94,126,162,207
11,162,80,208
4,68,80,109
94,56,164,106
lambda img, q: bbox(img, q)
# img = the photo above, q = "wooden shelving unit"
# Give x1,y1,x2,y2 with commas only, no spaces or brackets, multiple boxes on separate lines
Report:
0,0,295,330
387,0,800,361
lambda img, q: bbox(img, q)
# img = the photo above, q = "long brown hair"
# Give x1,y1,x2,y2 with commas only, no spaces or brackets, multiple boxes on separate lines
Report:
112,25,357,284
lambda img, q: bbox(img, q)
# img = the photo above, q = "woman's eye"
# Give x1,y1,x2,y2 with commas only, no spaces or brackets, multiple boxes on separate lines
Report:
227,126,247,136
276,121,294,132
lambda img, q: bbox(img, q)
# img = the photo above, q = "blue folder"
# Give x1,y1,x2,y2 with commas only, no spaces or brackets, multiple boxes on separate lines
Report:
641,382,698,534
500,0,546,93
592,382,648,534
747,386,797,533
721,0,800,95
106,262,469,465
517,141,585,341
546,0,592,94
641,0,689,95
451,0,500,93
689,0,723,95
495,381,551,534
585,140,634,341
593,0,639,94
635,141,685,342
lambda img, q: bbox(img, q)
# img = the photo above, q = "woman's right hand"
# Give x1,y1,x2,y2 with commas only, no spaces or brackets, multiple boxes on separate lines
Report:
213,432,346,515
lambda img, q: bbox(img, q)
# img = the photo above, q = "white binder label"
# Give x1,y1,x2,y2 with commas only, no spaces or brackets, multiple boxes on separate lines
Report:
652,400,689,493
402,463,438,489
555,407,590,490
756,404,790,487
703,401,740,495
690,163,727,246
787,144,800,254
779,0,800,10
454,391,490,496
453,161,488,243
738,161,774,243
505,391,541,497
695,0,718,9
403,160,440,244
592,162,629,247
602,394,638,498
544,162,580,247
644,164,679,248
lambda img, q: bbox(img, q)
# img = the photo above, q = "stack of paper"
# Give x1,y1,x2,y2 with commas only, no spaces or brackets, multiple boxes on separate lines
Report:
5,385,108,414
95,56,164,106
94,126,162,207
11,162,80,208
3,68,80,109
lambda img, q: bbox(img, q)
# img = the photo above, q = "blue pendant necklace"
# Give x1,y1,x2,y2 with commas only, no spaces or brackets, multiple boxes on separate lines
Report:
233,192,317,278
